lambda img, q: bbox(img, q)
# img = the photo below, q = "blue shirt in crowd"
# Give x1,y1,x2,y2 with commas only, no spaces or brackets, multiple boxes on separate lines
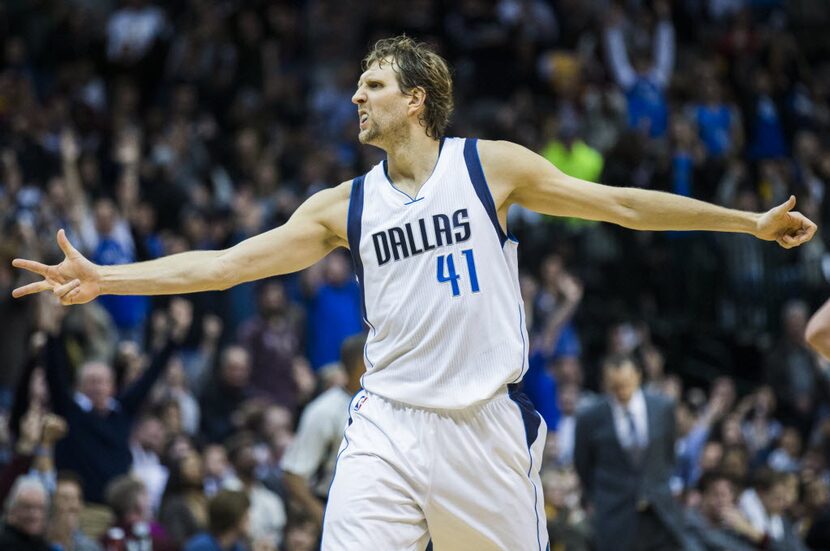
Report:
693,104,733,157
93,236,148,331
307,281,363,368
184,533,245,551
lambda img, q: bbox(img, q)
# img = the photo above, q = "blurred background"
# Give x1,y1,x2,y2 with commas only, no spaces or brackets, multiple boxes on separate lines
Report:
0,0,829,550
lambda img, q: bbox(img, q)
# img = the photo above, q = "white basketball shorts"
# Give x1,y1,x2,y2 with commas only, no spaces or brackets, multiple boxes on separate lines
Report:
321,387,548,550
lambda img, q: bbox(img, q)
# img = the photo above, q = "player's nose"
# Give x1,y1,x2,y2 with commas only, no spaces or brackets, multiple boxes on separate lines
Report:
352,89,366,104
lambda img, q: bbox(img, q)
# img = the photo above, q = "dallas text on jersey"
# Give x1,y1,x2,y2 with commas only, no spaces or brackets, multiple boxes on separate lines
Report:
371,208,471,265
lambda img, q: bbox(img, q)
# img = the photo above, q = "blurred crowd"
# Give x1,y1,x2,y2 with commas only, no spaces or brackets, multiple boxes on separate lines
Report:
0,0,829,549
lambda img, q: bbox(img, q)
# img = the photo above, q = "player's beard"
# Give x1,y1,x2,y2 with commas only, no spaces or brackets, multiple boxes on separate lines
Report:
359,115,407,148
358,117,380,144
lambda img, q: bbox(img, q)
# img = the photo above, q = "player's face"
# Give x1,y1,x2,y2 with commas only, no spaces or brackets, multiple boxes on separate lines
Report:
352,61,409,145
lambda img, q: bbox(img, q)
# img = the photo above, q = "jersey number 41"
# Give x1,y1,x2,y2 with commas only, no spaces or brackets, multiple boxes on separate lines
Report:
436,249,480,297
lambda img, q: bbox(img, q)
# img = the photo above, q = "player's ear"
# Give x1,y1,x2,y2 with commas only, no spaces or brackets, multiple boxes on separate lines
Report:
408,86,427,113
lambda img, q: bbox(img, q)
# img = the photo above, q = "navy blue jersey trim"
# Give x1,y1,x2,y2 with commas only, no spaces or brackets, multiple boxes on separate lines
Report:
508,388,544,551
347,175,368,321
463,138,508,246
509,303,528,384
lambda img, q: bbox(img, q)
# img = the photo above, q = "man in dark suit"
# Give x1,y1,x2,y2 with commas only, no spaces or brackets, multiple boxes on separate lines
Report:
574,355,686,551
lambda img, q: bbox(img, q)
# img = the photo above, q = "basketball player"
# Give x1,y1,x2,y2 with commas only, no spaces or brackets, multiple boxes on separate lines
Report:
11,37,816,550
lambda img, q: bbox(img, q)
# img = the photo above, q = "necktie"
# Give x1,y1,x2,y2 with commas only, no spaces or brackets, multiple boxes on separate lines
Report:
625,409,643,464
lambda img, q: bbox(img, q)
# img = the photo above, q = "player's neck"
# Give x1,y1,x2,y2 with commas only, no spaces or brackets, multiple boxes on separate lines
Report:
384,133,441,197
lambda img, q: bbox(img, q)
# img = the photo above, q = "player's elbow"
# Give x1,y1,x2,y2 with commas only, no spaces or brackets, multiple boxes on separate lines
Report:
210,254,239,291
607,188,643,229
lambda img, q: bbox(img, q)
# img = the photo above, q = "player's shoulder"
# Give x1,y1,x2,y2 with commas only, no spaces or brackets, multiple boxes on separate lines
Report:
475,139,541,185
313,180,353,203
475,139,533,162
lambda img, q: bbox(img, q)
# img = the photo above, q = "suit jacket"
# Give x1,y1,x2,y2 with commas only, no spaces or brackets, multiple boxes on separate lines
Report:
574,391,686,551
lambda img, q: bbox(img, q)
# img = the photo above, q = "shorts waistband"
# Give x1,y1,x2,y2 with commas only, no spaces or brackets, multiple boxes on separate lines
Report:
362,385,517,417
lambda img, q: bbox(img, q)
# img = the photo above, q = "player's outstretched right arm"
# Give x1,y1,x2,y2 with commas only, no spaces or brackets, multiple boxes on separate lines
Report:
12,183,351,305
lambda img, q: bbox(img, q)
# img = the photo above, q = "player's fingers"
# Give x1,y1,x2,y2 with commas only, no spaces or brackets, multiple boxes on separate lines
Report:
61,286,82,306
802,219,817,241
56,228,79,257
11,280,53,298
11,258,50,276
53,279,80,299
773,195,796,216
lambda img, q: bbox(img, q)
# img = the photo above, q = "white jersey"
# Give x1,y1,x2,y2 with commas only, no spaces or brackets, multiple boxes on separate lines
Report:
347,137,528,408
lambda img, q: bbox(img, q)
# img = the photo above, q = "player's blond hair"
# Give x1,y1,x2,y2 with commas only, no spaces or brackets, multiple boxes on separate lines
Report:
363,35,454,139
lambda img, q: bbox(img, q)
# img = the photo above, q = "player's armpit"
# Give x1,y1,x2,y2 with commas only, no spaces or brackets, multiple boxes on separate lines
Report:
217,182,351,287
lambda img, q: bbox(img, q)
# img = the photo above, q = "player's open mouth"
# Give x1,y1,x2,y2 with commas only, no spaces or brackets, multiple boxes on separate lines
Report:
360,113,369,127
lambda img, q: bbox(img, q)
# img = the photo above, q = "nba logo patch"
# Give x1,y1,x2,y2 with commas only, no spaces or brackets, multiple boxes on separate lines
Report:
354,395,368,411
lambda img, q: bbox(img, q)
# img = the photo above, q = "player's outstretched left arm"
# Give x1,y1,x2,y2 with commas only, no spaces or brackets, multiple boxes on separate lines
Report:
478,140,816,249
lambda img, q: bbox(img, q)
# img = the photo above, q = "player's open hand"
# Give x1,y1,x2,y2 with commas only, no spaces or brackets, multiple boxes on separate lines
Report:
755,195,817,249
11,229,101,305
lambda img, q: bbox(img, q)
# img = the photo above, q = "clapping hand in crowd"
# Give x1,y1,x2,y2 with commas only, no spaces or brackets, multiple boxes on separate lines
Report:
17,408,67,457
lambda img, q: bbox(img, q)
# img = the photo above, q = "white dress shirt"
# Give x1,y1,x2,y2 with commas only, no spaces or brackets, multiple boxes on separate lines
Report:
610,389,649,452
281,387,352,496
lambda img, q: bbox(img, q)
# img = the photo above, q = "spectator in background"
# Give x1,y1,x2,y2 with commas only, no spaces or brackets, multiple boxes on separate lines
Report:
238,280,305,413
224,433,285,549
532,254,583,357
154,354,201,436
305,253,363,369
0,406,67,504
202,445,233,498
604,1,675,140
540,116,604,183
282,334,367,528
743,69,788,161
90,197,148,344
767,427,802,473
254,405,295,496
129,414,169,512
199,346,258,444
575,356,686,551
689,78,744,161
739,469,808,551
739,386,783,461
543,468,590,551
685,471,788,551
46,472,102,551
183,489,250,551
553,383,580,467
804,478,830,550
282,514,319,551
104,475,174,551
159,450,208,549
42,313,176,505
0,476,51,551
666,116,705,199
766,300,828,436
675,388,731,492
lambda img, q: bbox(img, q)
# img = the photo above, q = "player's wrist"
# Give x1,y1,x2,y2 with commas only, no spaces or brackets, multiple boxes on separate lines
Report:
96,264,113,295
